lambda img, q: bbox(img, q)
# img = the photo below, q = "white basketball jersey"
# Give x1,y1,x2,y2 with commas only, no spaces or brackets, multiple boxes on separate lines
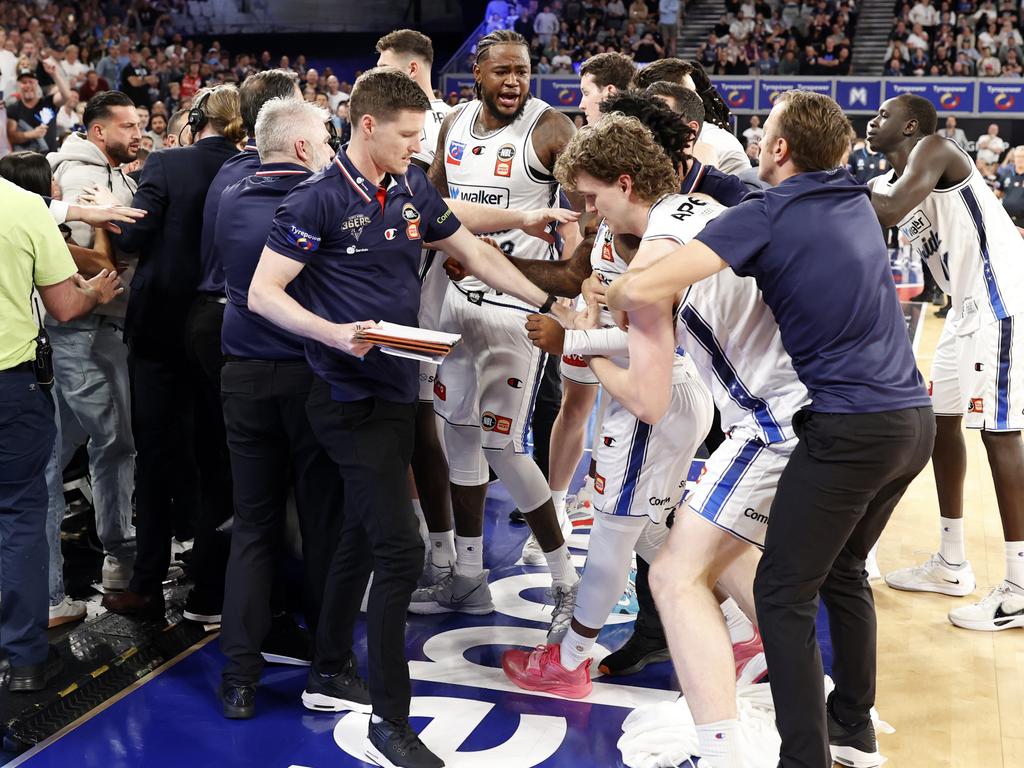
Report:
892,140,1024,329
645,193,809,444
591,218,696,384
443,98,559,296
413,98,451,167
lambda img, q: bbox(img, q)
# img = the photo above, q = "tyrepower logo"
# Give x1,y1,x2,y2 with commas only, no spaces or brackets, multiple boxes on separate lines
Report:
968,397,984,413
448,184,510,208
594,474,606,494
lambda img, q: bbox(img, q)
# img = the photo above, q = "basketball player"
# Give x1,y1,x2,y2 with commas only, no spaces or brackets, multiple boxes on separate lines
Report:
869,94,1024,632
632,58,751,175
411,30,581,629
502,113,715,701
376,31,580,581
518,51,637,566
608,91,934,768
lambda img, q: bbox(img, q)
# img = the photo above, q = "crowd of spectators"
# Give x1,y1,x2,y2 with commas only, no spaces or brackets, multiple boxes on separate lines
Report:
479,0,686,72
884,0,1024,77
1,0,359,162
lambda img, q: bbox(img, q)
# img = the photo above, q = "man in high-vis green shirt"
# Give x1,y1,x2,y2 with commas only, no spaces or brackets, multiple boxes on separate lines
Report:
0,177,123,692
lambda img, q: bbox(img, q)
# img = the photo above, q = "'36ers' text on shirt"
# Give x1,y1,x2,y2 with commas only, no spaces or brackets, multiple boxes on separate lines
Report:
266,148,461,403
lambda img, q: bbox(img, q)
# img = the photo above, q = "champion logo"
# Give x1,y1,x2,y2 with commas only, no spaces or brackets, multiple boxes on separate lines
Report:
714,733,726,741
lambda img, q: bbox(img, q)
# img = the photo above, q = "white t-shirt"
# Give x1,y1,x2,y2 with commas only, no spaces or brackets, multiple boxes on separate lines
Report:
742,126,763,146
60,59,90,84
0,48,17,99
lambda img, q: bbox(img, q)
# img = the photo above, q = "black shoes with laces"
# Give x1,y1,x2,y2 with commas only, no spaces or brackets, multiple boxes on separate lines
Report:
366,716,444,768
301,655,372,713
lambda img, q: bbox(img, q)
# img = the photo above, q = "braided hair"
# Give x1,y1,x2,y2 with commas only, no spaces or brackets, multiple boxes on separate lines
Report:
686,60,732,130
599,92,695,174
473,29,529,100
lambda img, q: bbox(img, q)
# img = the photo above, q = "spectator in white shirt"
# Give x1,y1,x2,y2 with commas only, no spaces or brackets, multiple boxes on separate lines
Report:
534,6,561,48
906,23,929,51
730,11,755,41
977,123,1008,162
324,75,347,113
551,49,574,72
59,45,90,89
978,46,1002,76
909,0,940,27
55,90,81,140
940,116,969,150
0,28,17,98
742,115,763,147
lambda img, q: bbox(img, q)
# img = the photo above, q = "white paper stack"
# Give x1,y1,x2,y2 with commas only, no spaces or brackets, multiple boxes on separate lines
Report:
356,321,462,364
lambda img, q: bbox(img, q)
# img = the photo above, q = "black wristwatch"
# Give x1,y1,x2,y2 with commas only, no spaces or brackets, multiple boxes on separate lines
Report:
539,293,557,314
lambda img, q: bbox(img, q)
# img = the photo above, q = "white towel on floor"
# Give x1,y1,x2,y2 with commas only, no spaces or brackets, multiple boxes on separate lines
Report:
617,678,894,768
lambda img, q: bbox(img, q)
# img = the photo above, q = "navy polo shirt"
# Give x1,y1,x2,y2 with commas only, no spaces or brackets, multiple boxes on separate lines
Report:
266,149,461,403
219,162,312,360
681,157,750,207
695,169,931,415
198,140,261,294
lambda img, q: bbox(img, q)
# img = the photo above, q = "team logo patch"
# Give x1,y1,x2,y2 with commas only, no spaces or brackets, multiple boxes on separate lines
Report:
446,140,465,165
968,397,984,413
341,213,372,241
601,240,614,262
433,380,446,401
472,145,486,155
594,474,606,494
481,411,512,435
507,377,523,389
602,436,615,447
384,228,398,240
562,354,588,368
286,225,320,252
403,204,421,240
494,144,516,178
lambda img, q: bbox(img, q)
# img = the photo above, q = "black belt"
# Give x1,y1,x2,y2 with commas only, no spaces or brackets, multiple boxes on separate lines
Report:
0,361,35,375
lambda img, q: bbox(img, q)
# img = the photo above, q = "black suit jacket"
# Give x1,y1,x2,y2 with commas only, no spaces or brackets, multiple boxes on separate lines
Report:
118,136,239,346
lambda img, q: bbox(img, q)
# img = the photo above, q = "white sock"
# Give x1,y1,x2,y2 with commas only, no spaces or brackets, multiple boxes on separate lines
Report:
543,542,578,587
559,626,594,670
696,719,741,766
720,597,755,645
455,535,483,577
552,489,568,526
939,516,966,565
1005,541,1024,591
411,498,429,548
428,530,456,568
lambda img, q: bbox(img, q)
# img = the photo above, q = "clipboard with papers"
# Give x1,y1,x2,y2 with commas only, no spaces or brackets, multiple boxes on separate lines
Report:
355,321,462,365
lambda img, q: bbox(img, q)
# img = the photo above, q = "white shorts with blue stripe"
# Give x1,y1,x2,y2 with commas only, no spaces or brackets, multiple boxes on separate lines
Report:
687,434,797,548
593,368,713,524
931,308,1024,431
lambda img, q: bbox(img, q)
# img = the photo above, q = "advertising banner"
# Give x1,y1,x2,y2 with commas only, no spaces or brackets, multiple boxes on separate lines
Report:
885,80,976,113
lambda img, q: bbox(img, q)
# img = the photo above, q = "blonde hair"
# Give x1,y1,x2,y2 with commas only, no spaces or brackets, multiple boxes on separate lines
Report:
194,85,246,144
554,113,678,203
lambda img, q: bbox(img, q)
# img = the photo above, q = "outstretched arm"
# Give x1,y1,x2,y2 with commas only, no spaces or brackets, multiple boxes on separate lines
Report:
870,136,969,227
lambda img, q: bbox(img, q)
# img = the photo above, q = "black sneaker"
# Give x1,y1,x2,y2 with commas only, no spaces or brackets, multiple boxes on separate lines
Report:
261,614,312,666
827,692,881,768
183,587,222,624
597,632,670,676
508,508,526,524
935,298,952,318
221,682,255,719
6,646,64,692
301,656,371,713
366,716,444,768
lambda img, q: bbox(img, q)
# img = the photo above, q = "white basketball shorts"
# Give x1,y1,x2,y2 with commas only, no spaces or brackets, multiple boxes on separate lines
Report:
433,284,546,452
930,308,1024,431
417,249,449,402
687,435,797,548
593,368,712,524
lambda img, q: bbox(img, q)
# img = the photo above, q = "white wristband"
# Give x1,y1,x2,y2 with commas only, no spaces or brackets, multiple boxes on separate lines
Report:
562,326,629,358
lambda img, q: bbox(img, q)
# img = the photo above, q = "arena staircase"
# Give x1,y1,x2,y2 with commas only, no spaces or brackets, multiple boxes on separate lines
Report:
849,0,896,75
678,0,728,61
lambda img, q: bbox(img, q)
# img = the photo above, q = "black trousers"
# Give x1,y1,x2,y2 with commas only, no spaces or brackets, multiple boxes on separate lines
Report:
305,381,422,720
183,298,234,597
754,407,934,768
219,360,344,686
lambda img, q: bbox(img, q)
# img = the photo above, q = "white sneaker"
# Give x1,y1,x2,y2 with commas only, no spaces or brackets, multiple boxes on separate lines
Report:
101,555,132,591
566,483,594,521
48,596,87,628
417,553,450,588
521,533,546,566
884,553,975,597
546,580,580,643
948,581,1024,632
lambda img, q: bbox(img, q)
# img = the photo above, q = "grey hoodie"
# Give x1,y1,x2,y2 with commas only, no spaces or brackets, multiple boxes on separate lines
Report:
48,132,138,318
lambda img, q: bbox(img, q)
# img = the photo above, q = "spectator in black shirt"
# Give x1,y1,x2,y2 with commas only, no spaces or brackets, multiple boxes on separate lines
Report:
121,49,154,108
7,63,73,154
632,32,664,63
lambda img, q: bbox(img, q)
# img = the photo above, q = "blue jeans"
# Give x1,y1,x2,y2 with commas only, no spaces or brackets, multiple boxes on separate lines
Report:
0,369,55,667
46,315,136,563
